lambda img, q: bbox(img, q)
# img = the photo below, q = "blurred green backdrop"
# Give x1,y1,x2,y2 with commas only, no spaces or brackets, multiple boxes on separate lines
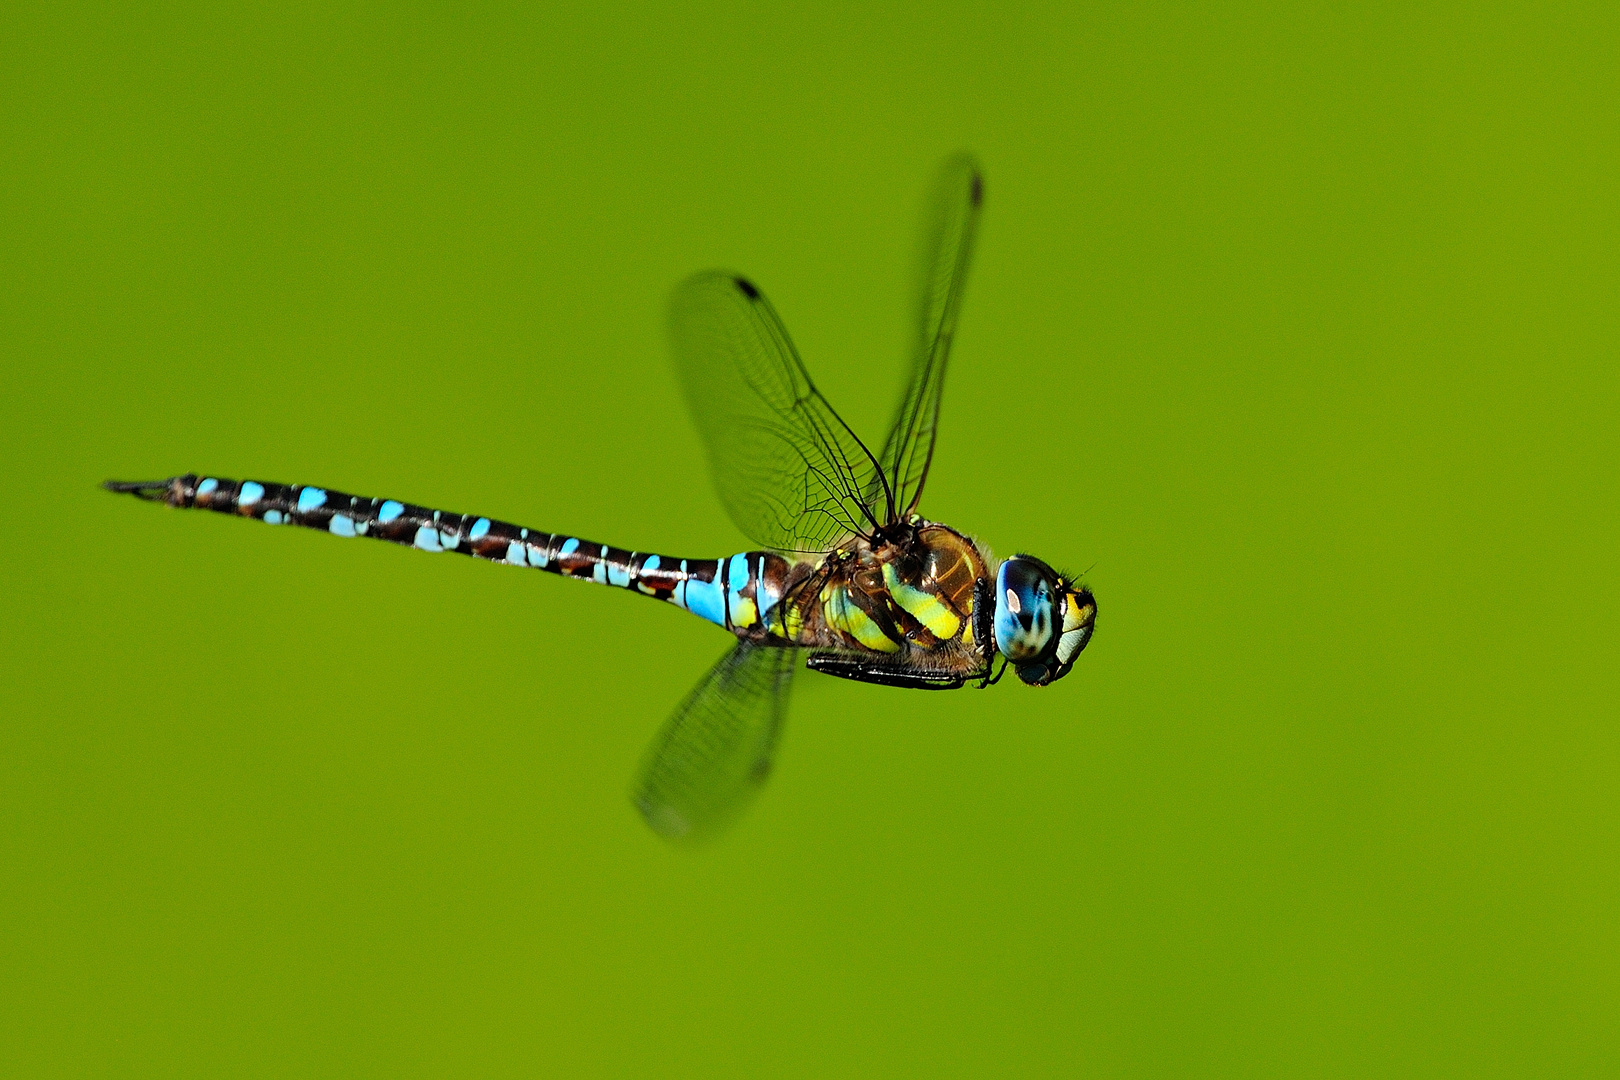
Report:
3,2,1616,1076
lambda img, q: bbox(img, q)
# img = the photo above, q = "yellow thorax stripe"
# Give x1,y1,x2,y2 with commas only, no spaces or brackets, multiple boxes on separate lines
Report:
881,563,962,640
822,584,901,653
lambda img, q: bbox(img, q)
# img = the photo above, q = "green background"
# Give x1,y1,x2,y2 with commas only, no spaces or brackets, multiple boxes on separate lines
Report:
4,2,1616,1076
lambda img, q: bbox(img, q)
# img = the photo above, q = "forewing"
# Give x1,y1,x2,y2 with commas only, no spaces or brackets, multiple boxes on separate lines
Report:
870,154,984,517
632,642,802,841
670,271,889,553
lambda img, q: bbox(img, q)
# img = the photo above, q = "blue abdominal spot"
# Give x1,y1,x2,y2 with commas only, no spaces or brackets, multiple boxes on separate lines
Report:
414,525,443,552
684,576,726,626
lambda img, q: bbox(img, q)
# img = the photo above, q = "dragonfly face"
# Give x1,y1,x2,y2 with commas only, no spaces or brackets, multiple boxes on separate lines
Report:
994,555,1097,686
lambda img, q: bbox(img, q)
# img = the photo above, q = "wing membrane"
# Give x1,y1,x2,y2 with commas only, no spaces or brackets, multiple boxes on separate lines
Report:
670,272,892,553
869,154,985,518
632,642,802,840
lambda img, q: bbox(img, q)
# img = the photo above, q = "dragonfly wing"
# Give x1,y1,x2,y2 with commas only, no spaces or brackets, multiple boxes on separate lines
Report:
869,154,985,518
632,642,802,840
670,271,892,553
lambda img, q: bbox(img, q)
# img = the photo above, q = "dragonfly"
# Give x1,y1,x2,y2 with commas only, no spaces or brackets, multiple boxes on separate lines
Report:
107,155,1097,839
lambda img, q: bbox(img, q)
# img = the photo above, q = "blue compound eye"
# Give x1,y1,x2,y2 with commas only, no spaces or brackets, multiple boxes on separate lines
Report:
994,556,1060,666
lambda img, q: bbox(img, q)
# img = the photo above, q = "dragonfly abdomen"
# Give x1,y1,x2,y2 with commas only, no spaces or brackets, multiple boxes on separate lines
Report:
104,473,796,636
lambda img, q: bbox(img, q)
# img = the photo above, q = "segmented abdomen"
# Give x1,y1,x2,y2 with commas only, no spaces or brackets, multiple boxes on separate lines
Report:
112,473,798,637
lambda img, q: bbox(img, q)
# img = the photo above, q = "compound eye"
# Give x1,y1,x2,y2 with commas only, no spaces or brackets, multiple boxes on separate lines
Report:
994,557,1058,663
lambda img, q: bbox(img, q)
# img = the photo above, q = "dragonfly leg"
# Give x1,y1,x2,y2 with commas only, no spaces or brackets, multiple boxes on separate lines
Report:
975,658,1010,689
805,654,972,691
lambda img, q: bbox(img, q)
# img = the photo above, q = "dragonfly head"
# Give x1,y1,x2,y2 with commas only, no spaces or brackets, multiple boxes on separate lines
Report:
993,555,1097,686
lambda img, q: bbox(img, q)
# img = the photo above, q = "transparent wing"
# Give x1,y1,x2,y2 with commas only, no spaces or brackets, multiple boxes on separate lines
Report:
670,271,894,553
868,153,985,518
632,642,802,841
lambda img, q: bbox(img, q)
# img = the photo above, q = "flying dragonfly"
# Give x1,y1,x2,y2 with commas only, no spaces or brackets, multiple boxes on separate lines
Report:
107,155,1097,839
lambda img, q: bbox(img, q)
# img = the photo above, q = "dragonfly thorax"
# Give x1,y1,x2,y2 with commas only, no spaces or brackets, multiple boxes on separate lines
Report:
791,523,992,671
